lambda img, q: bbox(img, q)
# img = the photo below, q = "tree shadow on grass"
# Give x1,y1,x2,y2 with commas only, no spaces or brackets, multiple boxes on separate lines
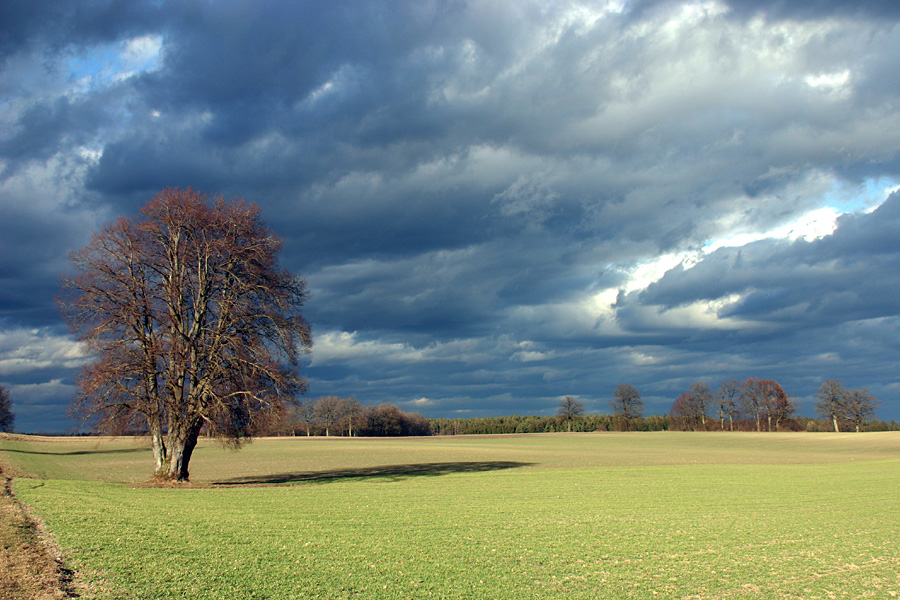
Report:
0,447,148,456
213,461,535,486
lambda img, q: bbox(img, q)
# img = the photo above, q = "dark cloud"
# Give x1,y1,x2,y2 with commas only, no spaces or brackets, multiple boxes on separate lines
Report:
3,0,900,431
639,193,900,329
0,0,166,66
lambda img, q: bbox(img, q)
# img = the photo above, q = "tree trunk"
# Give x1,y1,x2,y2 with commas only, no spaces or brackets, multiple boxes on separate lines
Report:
151,426,167,476
166,420,203,481
832,415,840,433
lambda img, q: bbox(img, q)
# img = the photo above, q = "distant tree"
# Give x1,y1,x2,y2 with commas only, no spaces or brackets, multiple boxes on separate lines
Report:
843,388,879,432
402,411,432,436
739,378,764,431
610,384,644,430
313,395,343,436
688,382,712,428
0,385,14,433
359,403,432,437
283,398,315,436
716,380,741,431
816,380,848,432
557,396,585,432
337,397,362,437
740,378,792,431
60,188,312,481
670,392,701,431
296,397,318,436
759,380,793,431
670,382,712,430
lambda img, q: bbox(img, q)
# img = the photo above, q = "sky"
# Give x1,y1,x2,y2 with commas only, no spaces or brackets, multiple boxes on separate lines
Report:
2,0,900,433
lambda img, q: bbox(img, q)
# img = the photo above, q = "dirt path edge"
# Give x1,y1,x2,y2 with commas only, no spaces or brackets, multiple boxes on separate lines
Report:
0,463,81,599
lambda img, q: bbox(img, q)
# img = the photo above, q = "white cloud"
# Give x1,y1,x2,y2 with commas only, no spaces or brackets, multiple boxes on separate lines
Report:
0,328,89,375
121,35,164,73
308,331,430,366
805,69,851,90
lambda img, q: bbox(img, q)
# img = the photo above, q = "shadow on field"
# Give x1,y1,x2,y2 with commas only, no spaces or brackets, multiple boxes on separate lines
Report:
214,461,535,486
0,447,148,456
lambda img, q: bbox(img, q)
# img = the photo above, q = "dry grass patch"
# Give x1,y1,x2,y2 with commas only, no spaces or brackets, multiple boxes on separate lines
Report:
0,463,78,600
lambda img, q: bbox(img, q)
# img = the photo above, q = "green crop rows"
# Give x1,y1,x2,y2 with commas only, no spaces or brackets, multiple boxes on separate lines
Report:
2,432,899,599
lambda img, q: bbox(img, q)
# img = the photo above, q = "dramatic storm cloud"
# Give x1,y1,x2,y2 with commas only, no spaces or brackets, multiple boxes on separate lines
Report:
2,0,900,432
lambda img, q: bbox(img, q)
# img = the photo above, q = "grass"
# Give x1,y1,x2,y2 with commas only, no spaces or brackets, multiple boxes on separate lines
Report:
1,432,899,599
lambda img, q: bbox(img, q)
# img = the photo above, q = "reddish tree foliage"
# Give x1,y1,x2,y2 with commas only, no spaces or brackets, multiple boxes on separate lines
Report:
670,392,701,431
671,382,713,430
61,188,312,481
740,378,794,431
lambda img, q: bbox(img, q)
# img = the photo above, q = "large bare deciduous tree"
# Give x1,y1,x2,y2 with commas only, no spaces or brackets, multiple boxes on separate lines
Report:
61,188,312,481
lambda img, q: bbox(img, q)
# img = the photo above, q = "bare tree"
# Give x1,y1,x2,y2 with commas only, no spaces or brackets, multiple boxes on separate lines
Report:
313,395,343,436
670,392,703,431
358,403,432,436
671,382,712,430
362,403,404,436
61,188,312,481
843,388,878,432
687,382,712,428
740,378,792,431
740,378,765,431
716,380,741,431
759,380,792,431
338,397,362,437
816,380,848,432
610,384,643,430
0,385,14,433
557,396,585,432
294,396,318,436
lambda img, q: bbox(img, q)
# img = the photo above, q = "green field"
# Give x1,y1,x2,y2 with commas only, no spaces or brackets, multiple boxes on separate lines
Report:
1,432,898,599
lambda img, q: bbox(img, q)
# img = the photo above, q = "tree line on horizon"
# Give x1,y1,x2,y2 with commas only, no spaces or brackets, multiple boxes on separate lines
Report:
256,395,432,437
246,378,892,437
668,378,880,433
426,379,891,437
